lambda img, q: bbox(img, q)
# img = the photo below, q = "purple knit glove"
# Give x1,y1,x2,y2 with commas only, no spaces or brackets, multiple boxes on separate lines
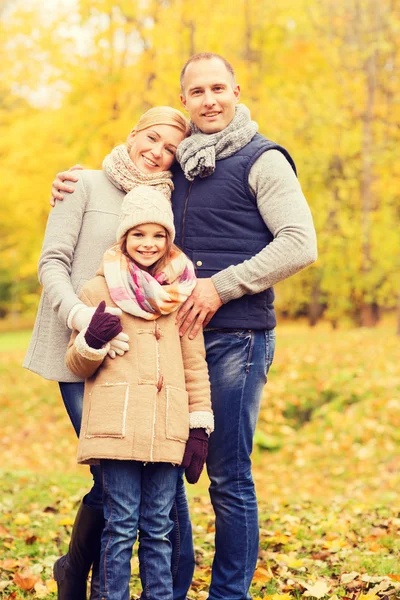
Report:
181,428,209,484
84,301,123,350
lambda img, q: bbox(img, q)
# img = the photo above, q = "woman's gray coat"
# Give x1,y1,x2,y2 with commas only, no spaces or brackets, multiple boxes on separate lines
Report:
23,171,124,382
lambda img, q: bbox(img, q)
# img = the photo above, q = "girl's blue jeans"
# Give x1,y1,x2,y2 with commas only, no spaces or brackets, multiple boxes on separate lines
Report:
100,459,179,600
58,382,194,600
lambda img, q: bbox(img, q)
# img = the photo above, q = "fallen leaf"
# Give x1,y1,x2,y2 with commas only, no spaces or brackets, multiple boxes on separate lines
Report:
341,572,360,584
58,517,74,526
0,558,20,571
34,582,48,598
0,581,10,592
253,566,273,582
303,580,331,598
13,569,39,591
14,513,30,526
25,535,37,545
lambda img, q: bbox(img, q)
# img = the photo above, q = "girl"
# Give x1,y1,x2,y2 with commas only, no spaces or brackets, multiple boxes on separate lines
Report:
66,185,213,600
24,107,198,600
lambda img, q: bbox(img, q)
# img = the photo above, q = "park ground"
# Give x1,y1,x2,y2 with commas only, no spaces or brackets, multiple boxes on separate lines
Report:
1,321,400,599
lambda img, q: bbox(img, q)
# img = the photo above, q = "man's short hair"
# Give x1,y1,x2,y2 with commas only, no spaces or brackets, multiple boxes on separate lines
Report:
180,52,236,94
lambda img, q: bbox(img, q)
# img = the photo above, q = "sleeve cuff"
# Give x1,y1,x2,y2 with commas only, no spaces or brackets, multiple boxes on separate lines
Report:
189,411,214,435
211,268,242,304
67,303,86,329
74,329,110,361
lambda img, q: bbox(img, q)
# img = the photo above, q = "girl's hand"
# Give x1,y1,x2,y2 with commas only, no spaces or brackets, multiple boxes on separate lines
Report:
84,301,123,350
50,165,84,206
108,331,130,358
181,428,209,484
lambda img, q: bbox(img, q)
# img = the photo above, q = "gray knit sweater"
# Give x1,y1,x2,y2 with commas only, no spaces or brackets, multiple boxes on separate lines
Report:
212,149,317,302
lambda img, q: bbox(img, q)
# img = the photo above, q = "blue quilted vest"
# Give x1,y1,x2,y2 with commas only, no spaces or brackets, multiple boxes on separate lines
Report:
171,133,296,330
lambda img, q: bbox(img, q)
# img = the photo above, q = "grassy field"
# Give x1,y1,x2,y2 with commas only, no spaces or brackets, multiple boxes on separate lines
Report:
1,323,400,599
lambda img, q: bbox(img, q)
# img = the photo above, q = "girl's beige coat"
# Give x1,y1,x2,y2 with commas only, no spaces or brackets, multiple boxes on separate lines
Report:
66,268,213,466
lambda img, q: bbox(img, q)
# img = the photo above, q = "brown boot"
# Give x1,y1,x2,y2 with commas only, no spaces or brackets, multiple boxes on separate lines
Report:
53,501,104,600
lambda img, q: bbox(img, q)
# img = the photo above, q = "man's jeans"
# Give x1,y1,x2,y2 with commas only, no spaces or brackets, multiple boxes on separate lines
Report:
59,382,194,600
100,460,179,600
204,329,276,600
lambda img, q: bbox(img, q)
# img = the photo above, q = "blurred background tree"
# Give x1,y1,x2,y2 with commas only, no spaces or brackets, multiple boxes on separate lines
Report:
0,0,399,328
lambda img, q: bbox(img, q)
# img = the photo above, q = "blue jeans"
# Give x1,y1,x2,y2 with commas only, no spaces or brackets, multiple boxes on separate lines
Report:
100,460,179,600
204,329,276,600
58,382,194,600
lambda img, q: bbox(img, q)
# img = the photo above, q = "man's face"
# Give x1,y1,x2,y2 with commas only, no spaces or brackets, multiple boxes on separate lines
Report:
180,58,240,134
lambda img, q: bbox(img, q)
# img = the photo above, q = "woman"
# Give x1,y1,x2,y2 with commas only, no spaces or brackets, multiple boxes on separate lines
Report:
24,107,195,600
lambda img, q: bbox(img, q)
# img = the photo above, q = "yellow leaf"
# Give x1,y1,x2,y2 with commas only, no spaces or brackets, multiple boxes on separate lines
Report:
340,571,360,584
277,554,304,569
46,579,58,593
253,566,273,582
303,580,330,598
58,517,75,526
14,512,31,526
34,582,49,598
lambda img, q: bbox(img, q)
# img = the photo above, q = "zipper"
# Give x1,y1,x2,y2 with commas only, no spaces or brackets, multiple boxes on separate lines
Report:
181,180,194,249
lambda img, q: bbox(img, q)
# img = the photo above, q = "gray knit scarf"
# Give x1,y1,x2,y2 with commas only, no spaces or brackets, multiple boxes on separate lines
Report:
176,104,258,181
102,144,174,200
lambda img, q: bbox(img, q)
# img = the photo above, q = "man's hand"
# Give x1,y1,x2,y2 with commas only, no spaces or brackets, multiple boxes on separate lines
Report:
176,278,222,339
50,164,84,206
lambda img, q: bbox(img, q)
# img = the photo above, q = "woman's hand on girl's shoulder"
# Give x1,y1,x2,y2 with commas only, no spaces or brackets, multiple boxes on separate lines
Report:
50,165,85,206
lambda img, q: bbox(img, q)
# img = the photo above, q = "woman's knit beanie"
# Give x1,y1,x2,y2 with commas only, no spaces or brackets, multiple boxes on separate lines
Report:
116,185,175,242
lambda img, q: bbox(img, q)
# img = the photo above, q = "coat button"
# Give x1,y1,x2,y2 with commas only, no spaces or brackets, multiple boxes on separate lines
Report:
196,260,203,266
157,375,164,392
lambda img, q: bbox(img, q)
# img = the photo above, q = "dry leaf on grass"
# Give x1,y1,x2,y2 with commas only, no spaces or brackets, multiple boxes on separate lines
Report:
340,572,360,584
303,579,331,598
13,569,39,591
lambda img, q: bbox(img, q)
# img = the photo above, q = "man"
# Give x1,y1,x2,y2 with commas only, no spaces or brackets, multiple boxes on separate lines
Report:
51,53,317,600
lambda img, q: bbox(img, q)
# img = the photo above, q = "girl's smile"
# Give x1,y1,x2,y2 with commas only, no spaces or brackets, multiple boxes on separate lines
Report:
126,223,167,271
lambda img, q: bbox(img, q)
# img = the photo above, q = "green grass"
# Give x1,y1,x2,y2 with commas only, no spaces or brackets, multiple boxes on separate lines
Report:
0,329,31,352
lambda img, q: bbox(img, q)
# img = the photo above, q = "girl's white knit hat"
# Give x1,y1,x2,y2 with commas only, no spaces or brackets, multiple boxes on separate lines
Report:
116,185,176,242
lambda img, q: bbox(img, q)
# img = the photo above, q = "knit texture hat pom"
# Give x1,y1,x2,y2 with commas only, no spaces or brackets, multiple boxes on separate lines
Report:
116,185,175,242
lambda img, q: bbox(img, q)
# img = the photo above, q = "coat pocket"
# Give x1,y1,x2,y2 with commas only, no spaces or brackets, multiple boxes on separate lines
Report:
165,385,189,443
85,382,129,438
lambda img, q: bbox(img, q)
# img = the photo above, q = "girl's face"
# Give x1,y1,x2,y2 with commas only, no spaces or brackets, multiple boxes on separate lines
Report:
127,124,185,174
126,224,168,271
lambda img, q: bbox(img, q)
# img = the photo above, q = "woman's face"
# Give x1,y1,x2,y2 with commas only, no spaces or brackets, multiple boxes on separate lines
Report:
126,223,168,271
127,124,185,174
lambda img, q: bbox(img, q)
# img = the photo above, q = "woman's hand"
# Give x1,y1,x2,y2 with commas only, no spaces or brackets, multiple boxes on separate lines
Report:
50,165,84,206
181,428,209,484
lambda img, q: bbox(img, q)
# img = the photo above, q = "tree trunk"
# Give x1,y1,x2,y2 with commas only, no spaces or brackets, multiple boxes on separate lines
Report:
359,12,377,327
308,278,322,326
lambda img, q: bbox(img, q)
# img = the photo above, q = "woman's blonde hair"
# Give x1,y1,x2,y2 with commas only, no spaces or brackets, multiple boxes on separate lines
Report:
127,106,190,149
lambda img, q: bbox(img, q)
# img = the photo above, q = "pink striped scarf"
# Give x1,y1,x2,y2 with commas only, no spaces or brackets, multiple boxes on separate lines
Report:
103,244,196,320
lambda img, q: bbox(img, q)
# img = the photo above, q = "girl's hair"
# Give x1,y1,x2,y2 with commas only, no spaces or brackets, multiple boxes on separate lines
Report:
119,227,181,276
127,106,190,150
